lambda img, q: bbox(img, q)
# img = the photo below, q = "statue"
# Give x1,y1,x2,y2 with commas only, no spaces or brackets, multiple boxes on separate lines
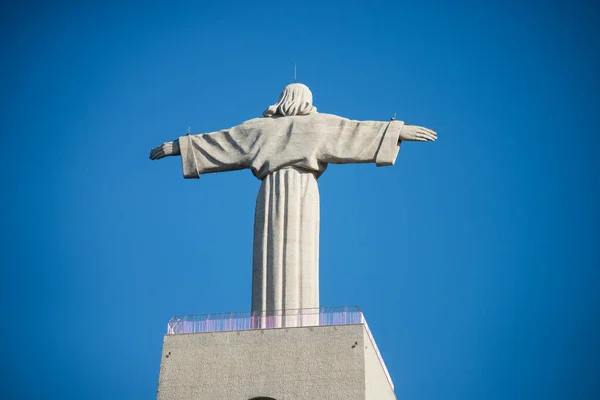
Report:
150,83,437,325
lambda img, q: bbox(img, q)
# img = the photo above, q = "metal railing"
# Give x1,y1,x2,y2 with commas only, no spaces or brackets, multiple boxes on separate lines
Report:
167,306,363,334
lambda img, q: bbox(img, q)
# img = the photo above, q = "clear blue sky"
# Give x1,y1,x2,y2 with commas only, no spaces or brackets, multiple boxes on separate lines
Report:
1,1,599,399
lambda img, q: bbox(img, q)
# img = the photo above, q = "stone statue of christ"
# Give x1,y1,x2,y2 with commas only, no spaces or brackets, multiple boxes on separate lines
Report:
150,83,436,323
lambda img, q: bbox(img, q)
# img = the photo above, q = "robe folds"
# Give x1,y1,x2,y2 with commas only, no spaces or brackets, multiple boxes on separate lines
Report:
179,113,404,325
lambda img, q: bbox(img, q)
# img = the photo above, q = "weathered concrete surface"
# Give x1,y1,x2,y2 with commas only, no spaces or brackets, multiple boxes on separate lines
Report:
157,324,395,400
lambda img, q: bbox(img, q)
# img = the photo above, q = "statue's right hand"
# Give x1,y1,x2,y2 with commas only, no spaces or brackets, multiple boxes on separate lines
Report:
149,140,181,160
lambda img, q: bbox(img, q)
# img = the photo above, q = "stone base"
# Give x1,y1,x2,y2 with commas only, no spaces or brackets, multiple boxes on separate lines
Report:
156,324,395,400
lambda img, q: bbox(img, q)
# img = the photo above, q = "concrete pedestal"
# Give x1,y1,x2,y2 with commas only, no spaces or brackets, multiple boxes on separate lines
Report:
156,324,395,400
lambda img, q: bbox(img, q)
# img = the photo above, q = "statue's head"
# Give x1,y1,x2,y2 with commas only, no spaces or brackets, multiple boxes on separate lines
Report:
263,83,318,117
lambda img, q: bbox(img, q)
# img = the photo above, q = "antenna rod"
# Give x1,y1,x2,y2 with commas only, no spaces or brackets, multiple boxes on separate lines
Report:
294,63,297,83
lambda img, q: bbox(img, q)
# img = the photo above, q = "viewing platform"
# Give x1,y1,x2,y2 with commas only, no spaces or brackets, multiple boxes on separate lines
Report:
163,306,393,391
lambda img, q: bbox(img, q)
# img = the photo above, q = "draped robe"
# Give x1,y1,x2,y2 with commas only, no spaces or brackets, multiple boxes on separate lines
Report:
178,113,404,326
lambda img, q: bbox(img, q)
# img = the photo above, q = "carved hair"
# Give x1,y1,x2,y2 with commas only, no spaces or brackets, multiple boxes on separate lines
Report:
263,83,317,117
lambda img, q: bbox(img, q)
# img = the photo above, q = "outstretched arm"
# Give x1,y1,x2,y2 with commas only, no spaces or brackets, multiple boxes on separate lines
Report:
149,124,253,179
149,140,181,160
320,117,437,167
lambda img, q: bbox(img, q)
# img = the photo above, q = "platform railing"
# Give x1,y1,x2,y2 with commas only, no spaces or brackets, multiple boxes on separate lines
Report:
167,306,363,334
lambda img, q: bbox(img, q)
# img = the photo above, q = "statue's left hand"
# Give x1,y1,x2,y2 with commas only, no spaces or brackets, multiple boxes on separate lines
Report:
150,140,181,160
398,125,437,142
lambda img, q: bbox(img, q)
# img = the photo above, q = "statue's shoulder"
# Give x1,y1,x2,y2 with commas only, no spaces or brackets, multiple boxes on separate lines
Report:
307,113,351,125
316,113,348,120
243,116,268,125
239,117,276,131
